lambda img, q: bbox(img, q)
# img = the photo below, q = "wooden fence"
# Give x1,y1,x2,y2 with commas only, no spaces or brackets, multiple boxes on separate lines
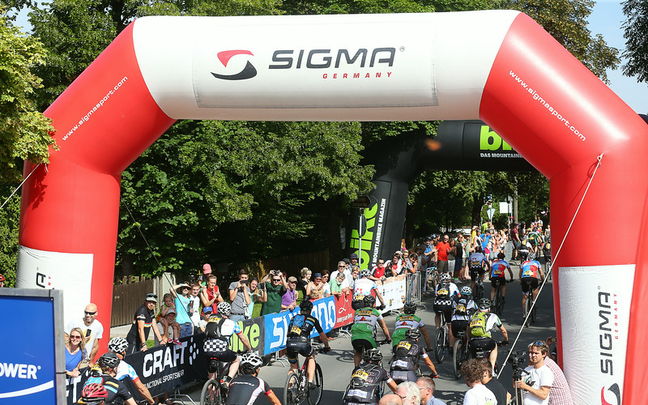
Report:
111,277,157,327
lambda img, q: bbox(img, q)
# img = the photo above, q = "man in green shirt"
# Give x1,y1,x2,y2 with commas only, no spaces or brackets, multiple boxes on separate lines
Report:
260,270,288,315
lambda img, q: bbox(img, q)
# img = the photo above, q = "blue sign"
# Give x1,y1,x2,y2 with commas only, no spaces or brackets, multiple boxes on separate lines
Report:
0,289,65,404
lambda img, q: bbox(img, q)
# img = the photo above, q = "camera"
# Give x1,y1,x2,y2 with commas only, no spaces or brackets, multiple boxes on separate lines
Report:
508,350,528,380
241,279,248,285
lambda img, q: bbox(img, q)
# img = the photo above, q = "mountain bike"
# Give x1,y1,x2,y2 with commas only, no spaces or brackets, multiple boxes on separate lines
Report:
521,279,538,327
452,328,469,379
200,354,242,405
491,279,512,317
283,344,328,405
473,278,485,301
343,339,391,402
434,312,449,363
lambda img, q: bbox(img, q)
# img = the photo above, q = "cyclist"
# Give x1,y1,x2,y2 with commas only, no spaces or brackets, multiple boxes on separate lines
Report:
226,352,281,405
84,353,136,405
467,246,490,294
286,300,331,390
203,302,252,388
433,273,459,329
519,253,545,317
77,383,107,404
392,302,432,351
342,348,397,405
107,337,158,405
489,252,514,305
449,286,476,348
466,298,508,372
389,329,438,384
351,295,391,367
352,270,386,310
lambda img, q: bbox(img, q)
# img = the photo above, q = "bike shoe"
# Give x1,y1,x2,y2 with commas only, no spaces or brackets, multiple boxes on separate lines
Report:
501,297,506,304
220,376,232,389
308,382,317,390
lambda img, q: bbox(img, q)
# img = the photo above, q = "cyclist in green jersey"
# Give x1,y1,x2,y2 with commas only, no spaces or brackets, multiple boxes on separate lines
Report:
351,295,391,367
392,302,432,351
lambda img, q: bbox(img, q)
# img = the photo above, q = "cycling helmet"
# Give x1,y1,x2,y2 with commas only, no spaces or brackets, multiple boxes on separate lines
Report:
478,298,492,311
359,269,371,279
461,286,472,297
431,234,439,240
300,299,314,312
98,352,120,369
363,347,383,363
363,295,376,308
440,273,451,283
474,245,483,253
528,252,536,261
78,383,107,404
403,302,417,314
405,328,421,340
108,337,128,354
217,302,231,317
497,252,505,260
240,352,263,372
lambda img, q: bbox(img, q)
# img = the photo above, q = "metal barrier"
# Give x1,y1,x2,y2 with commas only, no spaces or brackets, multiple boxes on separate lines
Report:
406,271,422,304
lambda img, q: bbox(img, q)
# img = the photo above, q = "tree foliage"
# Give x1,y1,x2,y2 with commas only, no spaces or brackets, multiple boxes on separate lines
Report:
622,0,648,86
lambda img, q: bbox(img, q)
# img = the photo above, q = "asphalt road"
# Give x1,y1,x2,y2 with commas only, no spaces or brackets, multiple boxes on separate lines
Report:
177,262,556,405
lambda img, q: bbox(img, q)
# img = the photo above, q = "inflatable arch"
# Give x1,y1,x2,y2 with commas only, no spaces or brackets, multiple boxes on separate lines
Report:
16,11,648,404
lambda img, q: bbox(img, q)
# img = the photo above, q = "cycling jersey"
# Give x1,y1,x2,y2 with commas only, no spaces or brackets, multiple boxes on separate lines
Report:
203,315,242,353
84,373,133,404
390,338,429,383
490,259,510,278
287,313,324,339
391,314,424,346
520,260,542,279
115,360,139,383
226,374,272,405
468,253,488,270
343,362,393,405
451,298,476,322
353,278,378,300
351,307,383,341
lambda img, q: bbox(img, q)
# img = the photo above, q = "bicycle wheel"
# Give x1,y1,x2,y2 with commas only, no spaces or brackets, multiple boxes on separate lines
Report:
525,294,532,327
200,379,221,405
495,287,504,316
284,372,302,405
531,297,537,324
453,339,463,379
307,363,324,405
434,326,446,363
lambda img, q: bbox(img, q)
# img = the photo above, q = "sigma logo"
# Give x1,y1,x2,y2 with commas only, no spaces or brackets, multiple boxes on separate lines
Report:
269,48,396,70
0,362,40,379
600,383,621,405
142,341,188,378
211,50,258,81
598,291,617,375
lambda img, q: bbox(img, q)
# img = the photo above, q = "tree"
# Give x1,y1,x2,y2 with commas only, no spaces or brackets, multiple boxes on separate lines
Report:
0,11,54,182
622,0,648,86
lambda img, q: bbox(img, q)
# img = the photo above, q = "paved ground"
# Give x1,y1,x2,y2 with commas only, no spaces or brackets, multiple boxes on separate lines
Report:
110,261,557,404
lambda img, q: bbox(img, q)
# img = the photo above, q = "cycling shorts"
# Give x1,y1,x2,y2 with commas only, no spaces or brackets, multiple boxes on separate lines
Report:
469,267,486,280
286,337,314,363
390,369,417,385
433,301,453,323
451,320,470,338
205,350,237,373
521,277,539,293
468,338,496,358
351,338,377,353
490,277,507,288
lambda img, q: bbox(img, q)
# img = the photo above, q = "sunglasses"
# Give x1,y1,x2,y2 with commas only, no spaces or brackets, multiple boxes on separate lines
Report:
70,335,82,339
84,311,97,315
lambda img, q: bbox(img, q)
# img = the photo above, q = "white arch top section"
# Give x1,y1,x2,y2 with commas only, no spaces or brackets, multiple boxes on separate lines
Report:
132,12,519,121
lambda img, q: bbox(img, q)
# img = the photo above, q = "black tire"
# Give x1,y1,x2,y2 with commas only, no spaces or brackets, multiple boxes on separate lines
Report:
284,372,302,405
525,295,532,328
453,339,463,379
307,363,324,405
434,327,446,363
531,300,537,324
200,379,220,405
495,288,504,316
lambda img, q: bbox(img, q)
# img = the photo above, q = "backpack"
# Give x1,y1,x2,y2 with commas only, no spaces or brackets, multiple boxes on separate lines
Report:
436,283,450,299
394,340,414,359
469,312,488,337
454,299,468,316
349,363,379,388
205,316,227,341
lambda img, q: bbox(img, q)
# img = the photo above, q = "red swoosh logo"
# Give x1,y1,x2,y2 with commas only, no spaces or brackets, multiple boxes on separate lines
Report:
217,50,254,67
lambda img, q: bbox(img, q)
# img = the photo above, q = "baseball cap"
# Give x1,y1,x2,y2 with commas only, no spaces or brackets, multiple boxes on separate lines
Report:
350,253,359,259
203,306,213,314
314,273,322,279
145,293,157,302
288,276,298,283
203,263,212,274
165,308,176,316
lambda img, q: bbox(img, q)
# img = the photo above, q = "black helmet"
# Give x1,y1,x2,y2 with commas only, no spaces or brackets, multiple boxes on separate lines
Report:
405,328,421,340
403,302,417,314
98,352,120,369
478,298,491,311
300,300,313,312
363,295,376,308
362,348,383,363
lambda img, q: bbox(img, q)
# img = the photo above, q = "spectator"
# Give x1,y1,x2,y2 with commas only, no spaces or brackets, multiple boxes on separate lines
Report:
461,359,497,404
380,394,403,405
199,263,212,287
188,282,202,332
386,251,403,277
249,277,264,317
351,266,360,282
126,293,165,354
515,341,554,405
332,260,353,283
198,306,212,333
478,358,511,405
306,272,325,301
349,252,360,269
408,252,418,274
108,337,159,405
330,272,349,296
201,274,224,308
435,234,452,274
299,267,312,298
396,381,421,405
321,270,331,297
370,258,387,282
159,308,181,344
260,269,287,315
157,293,181,342
282,276,298,311
416,376,445,405
170,283,194,338
422,236,436,271
543,338,573,405
65,327,86,378
65,303,103,364
228,269,251,322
